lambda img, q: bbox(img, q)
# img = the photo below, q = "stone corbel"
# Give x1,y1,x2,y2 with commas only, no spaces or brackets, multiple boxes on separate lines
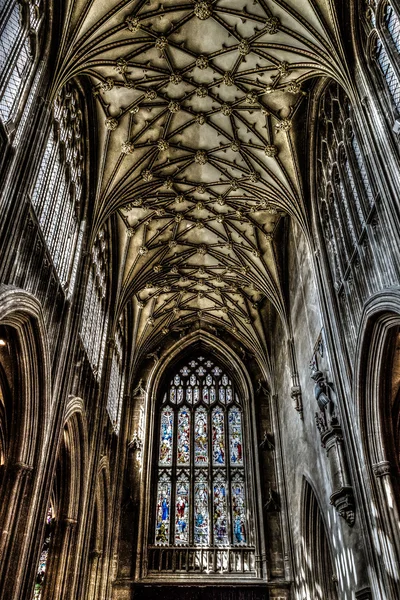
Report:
311,354,355,527
290,384,303,418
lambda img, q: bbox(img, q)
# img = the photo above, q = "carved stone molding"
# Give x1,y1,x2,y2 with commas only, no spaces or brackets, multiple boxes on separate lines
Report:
330,486,355,527
290,385,303,418
372,460,391,478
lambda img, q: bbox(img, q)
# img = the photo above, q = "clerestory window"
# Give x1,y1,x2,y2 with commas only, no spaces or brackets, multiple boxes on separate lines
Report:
153,355,248,550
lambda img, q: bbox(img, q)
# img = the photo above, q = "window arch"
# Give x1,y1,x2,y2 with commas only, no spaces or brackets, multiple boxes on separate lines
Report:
363,1,400,117
0,0,43,126
317,82,374,270
316,81,376,352
151,353,254,574
30,81,85,295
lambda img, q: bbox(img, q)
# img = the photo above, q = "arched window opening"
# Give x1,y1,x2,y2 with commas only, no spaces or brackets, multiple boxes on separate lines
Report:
0,0,43,125
30,82,85,295
0,327,12,489
149,353,256,577
33,504,55,600
383,326,400,499
80,227,109,381
316,81,377,352
302,482,338,600
375,36,400,110
363,2,400,117
107,310,126,433
385,3,400,52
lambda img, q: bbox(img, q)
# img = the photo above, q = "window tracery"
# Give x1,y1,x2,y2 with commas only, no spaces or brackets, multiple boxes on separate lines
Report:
153,355,249,553
30,82,85,294
364,1,400,115
107,311,126,433
0,0,43,125
317,82,375,348
33,505,54,600
80,227,109,380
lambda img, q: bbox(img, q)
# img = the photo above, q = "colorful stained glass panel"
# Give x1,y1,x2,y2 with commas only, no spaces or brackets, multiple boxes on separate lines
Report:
175,477,190,544
159,408,174,465
203,386,209,403
213,477,228,545
194,386,200,403
155,474,171,545
194,407,208,465
177,408,190,465
231,476,246,545
194,473,209,545
219,387,225,403
186,386,192,403
212,407,225,465
229,408,243,465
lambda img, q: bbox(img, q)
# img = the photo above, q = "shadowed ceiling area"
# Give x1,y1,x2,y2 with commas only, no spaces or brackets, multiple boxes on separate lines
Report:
52,0,348,364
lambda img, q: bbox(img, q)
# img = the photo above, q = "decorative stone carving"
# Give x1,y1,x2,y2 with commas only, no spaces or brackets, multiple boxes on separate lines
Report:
311,353,355,527
121,140,135,154
195,150,208,165
264,144,278,157
290,385,303,416
126,15,140,32
265,15,280,34
372,461,391,478
195,55,209,70
194,1,213,20
105,117,118,130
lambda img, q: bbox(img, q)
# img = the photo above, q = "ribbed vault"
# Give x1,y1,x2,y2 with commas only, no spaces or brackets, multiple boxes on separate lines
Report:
52,0,349,363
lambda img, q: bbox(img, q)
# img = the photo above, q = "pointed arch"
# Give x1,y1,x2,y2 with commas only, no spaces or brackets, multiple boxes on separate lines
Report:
0,285,51,597
353,289,400,594
86,456,111,600
136,330,266,584
300,478,338,600
39,396,89,600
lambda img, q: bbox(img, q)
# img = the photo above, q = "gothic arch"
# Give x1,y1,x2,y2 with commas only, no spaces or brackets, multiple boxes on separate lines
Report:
0,285,51,596
299,478,338,600
41,396,89,600
136,329,266,584
86,456,111,600
354,288,400,596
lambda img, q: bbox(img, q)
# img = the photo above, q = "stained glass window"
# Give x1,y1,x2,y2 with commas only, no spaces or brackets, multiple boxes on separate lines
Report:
31,82,85,295
0,0,43,126
33,505,54,599
155,473,172,545
80,227,109,380
154,354,250,549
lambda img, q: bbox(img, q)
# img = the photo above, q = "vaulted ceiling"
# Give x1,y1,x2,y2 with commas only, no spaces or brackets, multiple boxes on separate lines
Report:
53,0,349,365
